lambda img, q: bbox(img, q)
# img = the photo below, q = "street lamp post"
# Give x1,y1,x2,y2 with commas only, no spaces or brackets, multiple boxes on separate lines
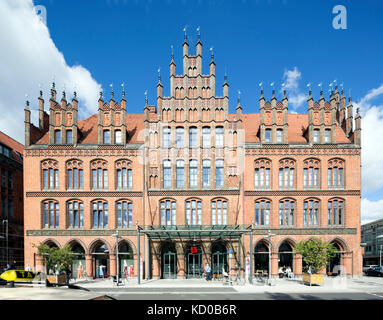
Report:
112,230,121,286
266,230,276,286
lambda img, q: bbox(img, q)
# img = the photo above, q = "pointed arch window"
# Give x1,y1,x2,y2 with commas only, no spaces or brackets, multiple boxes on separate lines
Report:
42,160,59,190
278,159,295,189
91,160,108,190
66,159,83,190
115,130,122,144
116,200,133,228
176,160,185,188
215,126,224,148
328,159,344,189
163,160,172,188
279,199,295,227
255,199,270,227
160,199,176,226
186,199,202,225
116,160,132,190
189,160,198,188
67,200,84,228
328,199,344,226
254,159,271,190
303,159,320,189
211,199,227,225
66,130,73,144
176,127,184,148
42,200,59,229
92,200,108,228
303,199,319,227
54,130,61,144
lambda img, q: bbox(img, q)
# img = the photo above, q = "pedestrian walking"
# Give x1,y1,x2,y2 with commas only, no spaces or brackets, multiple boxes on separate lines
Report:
204,263,212,281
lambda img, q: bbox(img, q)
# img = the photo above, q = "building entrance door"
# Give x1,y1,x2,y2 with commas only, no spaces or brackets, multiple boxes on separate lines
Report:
162,252,177,279
211,242,228,278
161,242,177,279
186,245,202,278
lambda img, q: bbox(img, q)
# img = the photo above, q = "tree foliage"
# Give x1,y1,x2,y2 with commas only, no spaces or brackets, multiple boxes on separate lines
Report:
294,238,337,273
33,243,73,274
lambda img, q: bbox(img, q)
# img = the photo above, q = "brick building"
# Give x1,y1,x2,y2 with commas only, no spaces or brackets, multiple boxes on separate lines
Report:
0,131,24,269
23,34,363,279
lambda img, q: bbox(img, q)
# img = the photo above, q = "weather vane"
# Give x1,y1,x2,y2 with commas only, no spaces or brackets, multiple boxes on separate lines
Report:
259,82,263,90
197,26,200,35
307,83,312,90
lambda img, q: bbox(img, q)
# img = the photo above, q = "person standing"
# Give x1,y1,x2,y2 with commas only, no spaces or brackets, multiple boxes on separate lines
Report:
204,263,212,281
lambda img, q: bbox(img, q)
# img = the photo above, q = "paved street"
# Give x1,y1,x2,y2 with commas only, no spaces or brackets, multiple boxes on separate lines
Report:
71,276,383,300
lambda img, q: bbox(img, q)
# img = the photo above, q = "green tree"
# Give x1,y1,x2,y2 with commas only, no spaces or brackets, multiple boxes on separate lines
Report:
294,238,337,274
33,243,73,274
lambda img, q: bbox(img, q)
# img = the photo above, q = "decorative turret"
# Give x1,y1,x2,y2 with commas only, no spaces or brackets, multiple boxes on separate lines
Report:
121,84,127,145
71,91,78,145
182,28,189,75
339,89,346,130
354,107,361,146
282,90,288,143
236,92,242,120
38,90,45,131
307,89,314,144
346,96,354,136
259,87,265,143
24,100,31,148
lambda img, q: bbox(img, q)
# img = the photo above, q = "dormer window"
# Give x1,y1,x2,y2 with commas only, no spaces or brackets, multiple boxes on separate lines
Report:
66,130,72,144
103,130,110,144
265,129,271,143
54,130,61,144
115,130,122,144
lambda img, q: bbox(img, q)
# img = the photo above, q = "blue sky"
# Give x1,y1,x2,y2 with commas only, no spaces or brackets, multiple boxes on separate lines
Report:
0,0,382,223
34,0,383,110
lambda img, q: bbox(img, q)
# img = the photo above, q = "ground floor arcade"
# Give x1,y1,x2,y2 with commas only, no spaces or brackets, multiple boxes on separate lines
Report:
27,229,362,280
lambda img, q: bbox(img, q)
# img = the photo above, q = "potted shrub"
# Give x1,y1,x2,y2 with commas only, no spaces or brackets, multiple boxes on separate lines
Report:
34,243,73,286
295,238,336,286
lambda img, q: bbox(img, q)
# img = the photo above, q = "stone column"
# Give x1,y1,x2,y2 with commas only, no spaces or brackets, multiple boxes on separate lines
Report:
35,254,44,273
85,254,93,279
271,252,279,277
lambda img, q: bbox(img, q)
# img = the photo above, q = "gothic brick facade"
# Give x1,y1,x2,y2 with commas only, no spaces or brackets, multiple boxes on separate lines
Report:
23,34,362,279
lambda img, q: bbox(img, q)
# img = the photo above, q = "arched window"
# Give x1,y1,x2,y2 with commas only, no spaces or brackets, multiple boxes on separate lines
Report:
328,159,344,188
42,160,59,190
215,159,224,187
186,199,202,225
92,200,108,228
189,160,198,188
254,199,270,227
91,160,108,190
202,127,211,148
116,200,133,228
265,129,271,143
54,130,61,144
160,199,176,226
176,127,184,148
328,199,344,226
66,159,83,190
303,158,320,189
163,160,171,188
42,200,59,229
103,130,110,144
189,127,198,147
278,159,295,189
162,127,171,148
67,200,84,228
176,160,185,188
66,129,73,144
313,129,320,143
279,199,295,227
116,160,132,190
254,159,271,190
203,160,211,187
215,126,224,148
211,199,227,225
303,199,319,227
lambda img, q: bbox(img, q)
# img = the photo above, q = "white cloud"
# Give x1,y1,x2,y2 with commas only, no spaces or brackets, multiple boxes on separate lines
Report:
361,198,383,225
0,0,101,143
281,67,306,110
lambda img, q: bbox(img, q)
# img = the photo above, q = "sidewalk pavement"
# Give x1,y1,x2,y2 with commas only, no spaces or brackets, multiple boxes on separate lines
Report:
72,276,383,294
0,285,112,300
